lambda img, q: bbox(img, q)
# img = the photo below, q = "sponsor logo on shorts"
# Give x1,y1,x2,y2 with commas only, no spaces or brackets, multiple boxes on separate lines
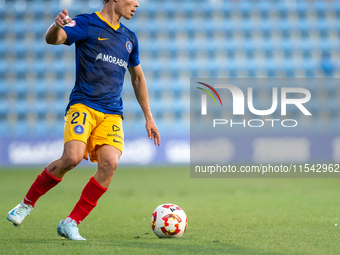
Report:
113,139,122,144
107,133,124,140
73,125,84,134
112,125,120,132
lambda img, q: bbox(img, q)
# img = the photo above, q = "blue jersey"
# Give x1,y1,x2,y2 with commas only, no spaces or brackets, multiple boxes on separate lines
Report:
62,12,140,116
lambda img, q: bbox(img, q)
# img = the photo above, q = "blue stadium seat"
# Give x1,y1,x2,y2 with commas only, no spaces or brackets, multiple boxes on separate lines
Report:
33,79,47,95
315,1,327,12
13,79,29,95
13,120,28,136
50,99,67,115
0,56,7,74
0,21,5,35
258,1,270,13
0,98,8,113
15,101,29,115
30,1,45,17
1,2,15,15
334,1,340,11
30,119,47,136
277,1,288,12
32,100,47,116
296,1,308,13
0,119,8,136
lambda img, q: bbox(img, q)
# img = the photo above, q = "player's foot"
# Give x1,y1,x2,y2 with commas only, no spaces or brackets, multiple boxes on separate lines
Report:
57,220,86,241
7,201,33,226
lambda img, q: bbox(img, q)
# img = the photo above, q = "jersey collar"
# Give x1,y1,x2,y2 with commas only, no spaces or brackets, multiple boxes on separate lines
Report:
96,11,120,31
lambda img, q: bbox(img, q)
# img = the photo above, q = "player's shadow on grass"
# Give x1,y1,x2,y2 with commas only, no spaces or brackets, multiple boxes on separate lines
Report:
96,239,293,255
9,237,295,255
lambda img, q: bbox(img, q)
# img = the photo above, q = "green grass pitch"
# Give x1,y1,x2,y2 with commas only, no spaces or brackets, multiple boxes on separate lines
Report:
1,166,340,255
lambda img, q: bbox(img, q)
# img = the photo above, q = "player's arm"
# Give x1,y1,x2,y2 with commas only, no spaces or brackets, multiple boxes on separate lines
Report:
128,64,161,146
45,9,71,45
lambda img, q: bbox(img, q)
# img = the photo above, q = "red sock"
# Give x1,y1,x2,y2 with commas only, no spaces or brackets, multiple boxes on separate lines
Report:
23,168,62,207
68,177,108,224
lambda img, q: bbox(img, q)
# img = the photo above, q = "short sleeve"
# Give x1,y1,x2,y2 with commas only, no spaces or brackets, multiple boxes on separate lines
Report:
62,14,90,46
128,33,140,67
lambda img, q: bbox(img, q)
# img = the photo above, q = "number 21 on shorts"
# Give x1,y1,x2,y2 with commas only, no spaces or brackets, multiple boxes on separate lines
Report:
71,112,87,135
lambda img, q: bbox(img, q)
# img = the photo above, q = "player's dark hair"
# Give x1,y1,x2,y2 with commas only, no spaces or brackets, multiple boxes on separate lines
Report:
103,0,110,3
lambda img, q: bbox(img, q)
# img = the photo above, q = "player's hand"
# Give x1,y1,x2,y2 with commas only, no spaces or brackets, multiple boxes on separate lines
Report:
146,118,161,146
55,9,72,28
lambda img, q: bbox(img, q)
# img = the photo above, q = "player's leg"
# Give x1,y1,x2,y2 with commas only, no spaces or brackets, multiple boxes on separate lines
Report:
57,114,123,240
94,144,121,188
58,145,121,241
7,104,92,226
7,141,86,226
67,114,124,223
45,140,86,178
66,145,121,225
22,140,86,206
70,145,121,222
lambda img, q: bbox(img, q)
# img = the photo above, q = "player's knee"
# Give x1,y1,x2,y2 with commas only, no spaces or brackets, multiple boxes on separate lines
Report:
99,157,119,179
104,158,119,173
61,155,82,171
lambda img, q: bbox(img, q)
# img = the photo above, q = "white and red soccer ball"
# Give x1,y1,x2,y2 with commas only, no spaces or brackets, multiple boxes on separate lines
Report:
150,203,188,238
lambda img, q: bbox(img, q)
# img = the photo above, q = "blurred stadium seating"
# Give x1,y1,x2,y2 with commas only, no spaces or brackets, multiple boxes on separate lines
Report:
0,0,339,138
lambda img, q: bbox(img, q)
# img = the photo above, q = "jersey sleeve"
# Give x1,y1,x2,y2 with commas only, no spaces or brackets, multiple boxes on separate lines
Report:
128,33,140,67
62,14,90,46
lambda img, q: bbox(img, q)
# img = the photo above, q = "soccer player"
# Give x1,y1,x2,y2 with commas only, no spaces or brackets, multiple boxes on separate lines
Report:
7,0,160,241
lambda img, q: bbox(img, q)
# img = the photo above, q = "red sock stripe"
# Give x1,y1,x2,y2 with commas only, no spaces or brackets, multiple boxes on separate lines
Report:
43,168,62,182
23,168,62,207
68,177,107,224
80,195,97,207
90,176,108,192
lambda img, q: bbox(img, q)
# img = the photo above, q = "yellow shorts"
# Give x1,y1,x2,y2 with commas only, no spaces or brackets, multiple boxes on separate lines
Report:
64,103,124,162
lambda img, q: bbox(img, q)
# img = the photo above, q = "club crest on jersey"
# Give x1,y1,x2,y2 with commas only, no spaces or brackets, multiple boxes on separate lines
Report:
65,20,76,27
126,41,132,53
73,125,84,134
